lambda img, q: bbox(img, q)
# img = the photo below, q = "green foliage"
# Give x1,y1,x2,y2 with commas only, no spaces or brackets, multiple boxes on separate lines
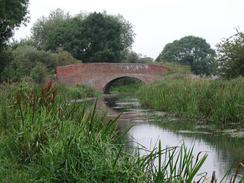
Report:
156,36,217,75
159,61,192,75
79,12,134,62
126,51,140,63
0,82,209,182
2,45,79,82
55,50,80,66
2,45,54,81
10,38,36,49
57,84,97,100
30,62,48,84
110,83,142,94
125,51,154,63
144,142,207,183
32,9,134,62
0,0,29,48
217,30,244,78
0,48,12,81
107,77,143,94
137,77,244,128
32,9,83,58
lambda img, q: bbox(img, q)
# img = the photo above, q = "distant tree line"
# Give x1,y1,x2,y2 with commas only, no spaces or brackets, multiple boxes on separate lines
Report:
0,1,243,83
156,34,244,78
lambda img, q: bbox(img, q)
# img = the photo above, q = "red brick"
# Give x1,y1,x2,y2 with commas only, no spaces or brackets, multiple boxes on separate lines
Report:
56,63,168,93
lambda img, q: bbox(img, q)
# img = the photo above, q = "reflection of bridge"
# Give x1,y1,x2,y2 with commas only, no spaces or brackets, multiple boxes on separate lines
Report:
56,63,168,93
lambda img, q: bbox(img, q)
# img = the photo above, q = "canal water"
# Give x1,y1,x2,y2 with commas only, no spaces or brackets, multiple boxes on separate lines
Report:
103,94,244,182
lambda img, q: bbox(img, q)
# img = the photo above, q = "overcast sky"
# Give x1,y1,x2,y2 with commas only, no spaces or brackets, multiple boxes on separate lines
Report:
14,0,244,59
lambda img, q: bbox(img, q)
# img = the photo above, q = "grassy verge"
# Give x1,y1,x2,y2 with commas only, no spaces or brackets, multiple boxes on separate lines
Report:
137,77,244,129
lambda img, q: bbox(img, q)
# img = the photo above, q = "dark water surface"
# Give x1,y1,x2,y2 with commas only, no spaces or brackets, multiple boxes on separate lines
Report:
103,95,244,181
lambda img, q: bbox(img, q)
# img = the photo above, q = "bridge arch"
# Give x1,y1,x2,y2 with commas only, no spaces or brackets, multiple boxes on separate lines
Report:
103,76,145,94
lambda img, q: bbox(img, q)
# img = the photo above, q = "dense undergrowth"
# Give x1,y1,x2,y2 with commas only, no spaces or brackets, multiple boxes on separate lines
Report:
0,80,214,182
137,77,244,129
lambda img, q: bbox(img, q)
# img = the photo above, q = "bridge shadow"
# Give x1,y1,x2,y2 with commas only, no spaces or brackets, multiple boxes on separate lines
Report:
103,76,144,94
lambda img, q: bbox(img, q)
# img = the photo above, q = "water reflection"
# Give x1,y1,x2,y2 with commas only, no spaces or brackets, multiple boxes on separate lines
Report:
129,123,231,181
103,95,244,181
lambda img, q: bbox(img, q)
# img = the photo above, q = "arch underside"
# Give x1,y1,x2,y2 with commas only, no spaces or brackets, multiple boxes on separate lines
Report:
103,76,145,94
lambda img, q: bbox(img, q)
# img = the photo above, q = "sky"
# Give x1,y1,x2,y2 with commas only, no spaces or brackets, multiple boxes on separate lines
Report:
14,0,244,59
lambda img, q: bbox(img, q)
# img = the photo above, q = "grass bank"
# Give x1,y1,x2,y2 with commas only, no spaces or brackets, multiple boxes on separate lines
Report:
137,77,244,129
109,83,142,94
0,80,213,182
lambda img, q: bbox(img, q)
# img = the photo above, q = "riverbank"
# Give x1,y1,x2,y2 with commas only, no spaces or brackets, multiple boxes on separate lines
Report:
0,81,210,182
104,94,244,181
137,77,244,130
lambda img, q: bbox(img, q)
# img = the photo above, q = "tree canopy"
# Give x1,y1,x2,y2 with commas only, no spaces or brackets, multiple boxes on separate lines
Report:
156,36,217,75
217,30,244,78
0,0,29,80
0,0,29,48
32,10,134,62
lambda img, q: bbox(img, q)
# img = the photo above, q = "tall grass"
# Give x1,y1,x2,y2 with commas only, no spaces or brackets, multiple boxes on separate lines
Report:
137,77,244,128
0,80,242,182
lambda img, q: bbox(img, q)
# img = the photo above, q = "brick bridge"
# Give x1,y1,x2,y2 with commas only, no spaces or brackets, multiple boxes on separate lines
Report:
56,63,168,93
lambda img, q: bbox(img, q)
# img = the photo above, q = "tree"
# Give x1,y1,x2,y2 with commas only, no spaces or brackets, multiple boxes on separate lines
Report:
156,36,217,75
32,10,134,62
32,9,84,59
217,30,244,78
0,0,29,48
0,0,29,80
126,51,140,63
125,51,153,63
79,12,134,62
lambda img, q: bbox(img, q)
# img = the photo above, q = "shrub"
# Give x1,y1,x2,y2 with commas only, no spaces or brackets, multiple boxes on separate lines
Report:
2,45,80,82
30,62,48,84
217,30,244,78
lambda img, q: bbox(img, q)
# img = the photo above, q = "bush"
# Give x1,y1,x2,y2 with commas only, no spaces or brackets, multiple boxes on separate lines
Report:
0,49,13,81
217,30,244,78
30,63,48,84
55,51,80,66
1,45,80,82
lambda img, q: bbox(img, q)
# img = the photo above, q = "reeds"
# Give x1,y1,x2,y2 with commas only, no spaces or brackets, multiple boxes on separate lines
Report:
0,81,242,182
138,142,208,182
137,77,244,128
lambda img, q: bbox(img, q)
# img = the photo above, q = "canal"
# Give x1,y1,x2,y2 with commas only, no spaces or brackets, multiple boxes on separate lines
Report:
102,94,244,181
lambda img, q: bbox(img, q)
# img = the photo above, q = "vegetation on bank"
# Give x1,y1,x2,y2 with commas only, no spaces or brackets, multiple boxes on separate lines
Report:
0,81,214,182
1,45,80,83
137,77,244,129
109,83,142,94
108,77,143,94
